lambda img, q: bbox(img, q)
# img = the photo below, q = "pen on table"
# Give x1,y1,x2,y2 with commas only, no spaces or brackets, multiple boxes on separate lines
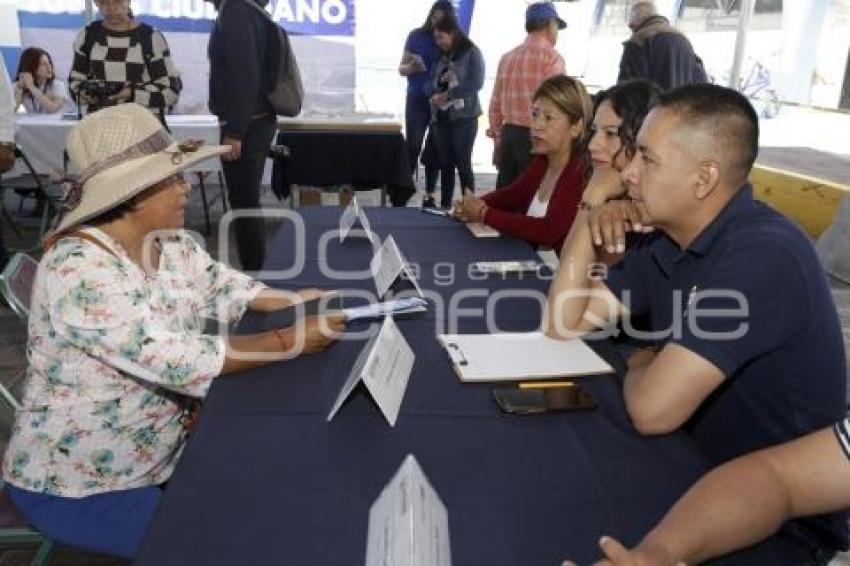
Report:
420,208,450,217
518,381,576,390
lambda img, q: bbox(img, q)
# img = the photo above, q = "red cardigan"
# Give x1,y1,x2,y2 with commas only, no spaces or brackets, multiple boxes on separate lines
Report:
482,153,590,251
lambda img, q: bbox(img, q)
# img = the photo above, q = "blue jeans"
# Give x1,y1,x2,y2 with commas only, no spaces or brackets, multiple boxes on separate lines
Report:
405,93,438,193
6,483,163,559
433,116,478,208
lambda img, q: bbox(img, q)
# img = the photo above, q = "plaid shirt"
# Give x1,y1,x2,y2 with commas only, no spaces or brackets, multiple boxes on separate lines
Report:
487,35,565,137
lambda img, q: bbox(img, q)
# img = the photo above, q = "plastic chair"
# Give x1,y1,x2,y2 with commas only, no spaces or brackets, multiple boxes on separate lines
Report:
0,147,62,251
0,253,38,321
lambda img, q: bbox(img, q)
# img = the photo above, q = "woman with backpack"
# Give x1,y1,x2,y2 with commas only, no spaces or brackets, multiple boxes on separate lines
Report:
68,0,182,117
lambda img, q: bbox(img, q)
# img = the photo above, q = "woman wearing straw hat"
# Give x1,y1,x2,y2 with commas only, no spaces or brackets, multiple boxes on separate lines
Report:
0,103,345,559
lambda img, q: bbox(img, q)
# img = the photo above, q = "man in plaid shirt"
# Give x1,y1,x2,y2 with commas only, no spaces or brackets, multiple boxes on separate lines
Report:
487,2,566,188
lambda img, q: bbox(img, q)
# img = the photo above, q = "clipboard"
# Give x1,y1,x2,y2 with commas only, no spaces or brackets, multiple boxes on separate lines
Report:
437,332,613,382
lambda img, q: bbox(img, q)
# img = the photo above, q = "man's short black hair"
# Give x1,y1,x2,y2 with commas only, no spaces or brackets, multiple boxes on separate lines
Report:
526,19,551,33
657,84,759,185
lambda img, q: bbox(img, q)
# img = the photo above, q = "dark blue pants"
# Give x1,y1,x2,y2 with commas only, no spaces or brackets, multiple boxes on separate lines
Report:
404,93,438,193
6,483,162,559
221,115,276,272
433,117,478,208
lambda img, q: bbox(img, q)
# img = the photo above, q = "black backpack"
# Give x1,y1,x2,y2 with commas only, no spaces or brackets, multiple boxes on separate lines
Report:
222,0,304,117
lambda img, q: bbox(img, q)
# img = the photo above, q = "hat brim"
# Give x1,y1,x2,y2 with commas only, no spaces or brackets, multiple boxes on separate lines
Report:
53,143,229,235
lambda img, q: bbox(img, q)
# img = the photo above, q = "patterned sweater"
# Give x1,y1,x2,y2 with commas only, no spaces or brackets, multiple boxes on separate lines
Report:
69,21,182,111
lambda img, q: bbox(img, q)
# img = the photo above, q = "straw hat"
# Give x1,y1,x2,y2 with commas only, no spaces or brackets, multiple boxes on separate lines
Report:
53,103,229,235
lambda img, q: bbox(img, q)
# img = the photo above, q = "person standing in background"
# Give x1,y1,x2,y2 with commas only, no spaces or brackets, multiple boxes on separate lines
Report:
68,0,182,117
488,1,566,188
426,16,484,209
13,47,67,114
618,1,707,91
399,1,455,209
206,0,277,272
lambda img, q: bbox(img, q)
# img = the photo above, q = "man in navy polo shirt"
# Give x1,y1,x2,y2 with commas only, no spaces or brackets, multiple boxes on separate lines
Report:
546,84,847,560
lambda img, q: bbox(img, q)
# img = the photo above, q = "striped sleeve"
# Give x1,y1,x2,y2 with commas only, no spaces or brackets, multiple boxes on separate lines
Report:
834,419,850,461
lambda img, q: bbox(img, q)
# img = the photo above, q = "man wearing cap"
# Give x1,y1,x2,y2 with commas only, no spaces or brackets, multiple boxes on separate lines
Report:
618,1,707,91
488,1,566,188
0,56,16,270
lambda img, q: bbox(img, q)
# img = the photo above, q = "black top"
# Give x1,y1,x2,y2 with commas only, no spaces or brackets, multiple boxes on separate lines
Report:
618,15,707,90
606,185,848,551
208,0,274,138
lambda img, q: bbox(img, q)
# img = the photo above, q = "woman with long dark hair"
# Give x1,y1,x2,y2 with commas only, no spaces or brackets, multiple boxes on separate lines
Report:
13,47,67,114
426,16,484,209
399,1,455,208
581,79,663,208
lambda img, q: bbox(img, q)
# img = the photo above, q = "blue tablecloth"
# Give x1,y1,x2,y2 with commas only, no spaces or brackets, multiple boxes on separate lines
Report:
136,208,788,565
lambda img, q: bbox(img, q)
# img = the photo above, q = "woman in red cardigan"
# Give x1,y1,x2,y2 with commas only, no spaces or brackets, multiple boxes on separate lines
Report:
453,75,592,251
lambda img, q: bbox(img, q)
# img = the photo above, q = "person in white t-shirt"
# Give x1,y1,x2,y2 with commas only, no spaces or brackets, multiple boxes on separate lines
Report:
13,47,68,114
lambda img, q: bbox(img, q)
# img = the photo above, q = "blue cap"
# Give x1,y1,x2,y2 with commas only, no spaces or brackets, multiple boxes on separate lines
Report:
526,2,567,30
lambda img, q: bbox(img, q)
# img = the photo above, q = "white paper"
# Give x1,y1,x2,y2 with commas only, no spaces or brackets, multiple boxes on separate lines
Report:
371,236,405,298
437,332,613,382
365,455,452,566
340,198,374,243
327,330,379,422
371,236,424,299
472,261,543,274
339,197,360,242
361,317,415,427
343,297,427,322
358,205,375,244
538,248,560,270
327,317,415,427
466,223,500,238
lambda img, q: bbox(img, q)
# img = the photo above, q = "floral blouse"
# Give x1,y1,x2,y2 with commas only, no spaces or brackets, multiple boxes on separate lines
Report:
2,227,265,497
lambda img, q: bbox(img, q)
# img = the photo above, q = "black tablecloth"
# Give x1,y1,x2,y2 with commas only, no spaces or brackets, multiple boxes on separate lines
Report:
136,208,789,565
271,130,415,206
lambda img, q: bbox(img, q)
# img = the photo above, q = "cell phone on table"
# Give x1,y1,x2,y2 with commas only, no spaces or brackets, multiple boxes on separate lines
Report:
492,384,597,414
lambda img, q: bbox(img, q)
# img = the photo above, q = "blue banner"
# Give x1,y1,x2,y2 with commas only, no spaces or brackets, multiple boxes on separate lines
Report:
18,0,355,36
453,0,475,34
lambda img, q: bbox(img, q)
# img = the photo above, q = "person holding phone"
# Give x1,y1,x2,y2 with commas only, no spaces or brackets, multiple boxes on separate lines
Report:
399,1,454,208
426,16,484,209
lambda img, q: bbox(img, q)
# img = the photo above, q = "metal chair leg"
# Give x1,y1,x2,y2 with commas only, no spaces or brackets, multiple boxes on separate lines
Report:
218,172,229,212
30,538,56,566
197,173,211,237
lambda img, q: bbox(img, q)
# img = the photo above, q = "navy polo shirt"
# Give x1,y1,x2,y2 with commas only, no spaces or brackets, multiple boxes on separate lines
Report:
605,185,848,549
404,28,441,97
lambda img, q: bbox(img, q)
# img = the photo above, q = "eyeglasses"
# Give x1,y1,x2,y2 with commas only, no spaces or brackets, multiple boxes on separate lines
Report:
530,107,570,126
